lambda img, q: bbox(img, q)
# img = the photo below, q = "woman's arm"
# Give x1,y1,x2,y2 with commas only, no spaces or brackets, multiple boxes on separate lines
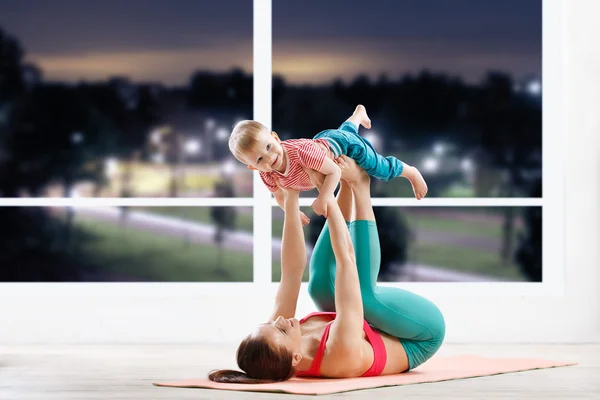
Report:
268,184,306,321
305,167,365,342
325,198,365,349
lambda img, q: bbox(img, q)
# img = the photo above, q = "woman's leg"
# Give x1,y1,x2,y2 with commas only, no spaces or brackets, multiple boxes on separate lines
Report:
307,178,354,312
341,156,445,370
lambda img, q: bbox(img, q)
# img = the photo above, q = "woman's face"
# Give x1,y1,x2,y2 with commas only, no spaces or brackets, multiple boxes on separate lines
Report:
253,316,303,364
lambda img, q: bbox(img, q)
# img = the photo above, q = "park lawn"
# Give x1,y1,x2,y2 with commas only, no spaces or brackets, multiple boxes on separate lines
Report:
271,242,525,283
403,214,507,240
270,210,509,241
73,217,253,282
408,243,526,281
134,207,520,281
137,207,254,233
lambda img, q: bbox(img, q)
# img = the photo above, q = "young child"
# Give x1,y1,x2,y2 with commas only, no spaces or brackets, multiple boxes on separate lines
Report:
228,105,428,224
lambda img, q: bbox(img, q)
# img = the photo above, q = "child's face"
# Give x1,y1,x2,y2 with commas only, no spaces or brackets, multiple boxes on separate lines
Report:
241,130,285,173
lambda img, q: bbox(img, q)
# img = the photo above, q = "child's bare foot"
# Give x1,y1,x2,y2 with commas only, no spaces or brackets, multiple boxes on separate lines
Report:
403,165,428,200
350,104,371,129
335,155,370,186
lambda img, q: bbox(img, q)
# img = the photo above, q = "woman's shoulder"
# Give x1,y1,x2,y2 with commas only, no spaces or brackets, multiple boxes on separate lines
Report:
321,337,373,378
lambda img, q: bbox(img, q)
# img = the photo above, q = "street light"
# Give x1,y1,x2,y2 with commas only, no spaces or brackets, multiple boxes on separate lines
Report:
526,80,542,96
216,127,229,141
185,139,201,155
71,132,84,144
205,118,216,131
363,131,381,151
433,142,445,156
105,157,118,178
151,153,165,164
461,158,474,173
222,159,236,177
150,129,162,145
423,157,439,173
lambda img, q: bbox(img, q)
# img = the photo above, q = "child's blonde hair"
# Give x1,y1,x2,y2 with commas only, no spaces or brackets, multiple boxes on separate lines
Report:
229,120,270,162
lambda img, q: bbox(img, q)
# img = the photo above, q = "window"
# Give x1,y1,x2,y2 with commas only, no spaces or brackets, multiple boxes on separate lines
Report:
1,0,562,295
0,0,254,282
268,0,561,294
0,0,567,344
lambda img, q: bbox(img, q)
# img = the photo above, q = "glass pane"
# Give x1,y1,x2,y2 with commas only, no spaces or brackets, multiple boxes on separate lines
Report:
0,1,252,198
0,206,253,282
272,206,541,283
273,1,541,198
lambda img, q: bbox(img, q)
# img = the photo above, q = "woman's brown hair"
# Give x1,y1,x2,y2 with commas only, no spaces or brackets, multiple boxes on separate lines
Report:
208,333,296,384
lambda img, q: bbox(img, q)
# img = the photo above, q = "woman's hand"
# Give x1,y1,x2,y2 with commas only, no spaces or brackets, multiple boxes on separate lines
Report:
273,177,309,225
273,176,300,201
335,155,370,186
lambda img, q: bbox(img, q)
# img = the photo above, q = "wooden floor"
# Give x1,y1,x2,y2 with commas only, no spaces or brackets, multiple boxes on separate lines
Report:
1,344,598,399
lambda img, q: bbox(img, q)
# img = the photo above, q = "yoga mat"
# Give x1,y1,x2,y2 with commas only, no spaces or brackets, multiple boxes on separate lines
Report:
153,356,576,395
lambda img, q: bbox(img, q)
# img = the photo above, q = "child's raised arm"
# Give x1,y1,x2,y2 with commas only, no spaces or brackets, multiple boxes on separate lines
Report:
311,157,341,217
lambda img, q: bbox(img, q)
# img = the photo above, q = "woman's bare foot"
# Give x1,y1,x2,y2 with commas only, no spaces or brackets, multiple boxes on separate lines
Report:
402,165,428,200
335,155,370,186
347,104,371,129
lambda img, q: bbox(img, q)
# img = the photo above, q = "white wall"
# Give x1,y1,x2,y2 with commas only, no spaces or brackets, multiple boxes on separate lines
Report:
1,0,599,344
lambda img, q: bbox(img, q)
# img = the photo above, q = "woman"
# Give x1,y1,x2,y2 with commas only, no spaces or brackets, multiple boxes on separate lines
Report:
209,156,445,383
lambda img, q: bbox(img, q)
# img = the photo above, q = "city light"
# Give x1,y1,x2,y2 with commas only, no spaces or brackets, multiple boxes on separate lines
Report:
104,157,119,177
71,132,84,144
185,139,201,155
423,157,439,173
150,130,162,145
216,128,229,141
461,158,474,172
151,153,165,164
433,142,445,156
222,159,237,176
527,80,542,96
205,118,216,131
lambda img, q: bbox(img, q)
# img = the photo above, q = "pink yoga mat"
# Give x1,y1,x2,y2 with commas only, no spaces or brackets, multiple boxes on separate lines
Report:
153,355,576,395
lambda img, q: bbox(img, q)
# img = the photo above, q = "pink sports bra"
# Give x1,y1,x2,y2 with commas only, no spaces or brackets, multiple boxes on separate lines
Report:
294,312,387,377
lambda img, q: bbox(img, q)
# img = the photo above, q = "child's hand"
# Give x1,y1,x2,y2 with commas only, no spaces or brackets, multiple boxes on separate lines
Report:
312,193,335,217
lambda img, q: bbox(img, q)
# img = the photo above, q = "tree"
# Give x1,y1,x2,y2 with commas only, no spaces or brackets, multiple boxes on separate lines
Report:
470,72,542,261
0,207,92,281
0,28,25,104
7,84,108,196
210,179,237,271
514,179,542,282
187,68,252,111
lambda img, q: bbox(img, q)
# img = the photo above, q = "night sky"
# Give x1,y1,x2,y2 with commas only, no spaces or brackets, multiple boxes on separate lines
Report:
0,0,541,85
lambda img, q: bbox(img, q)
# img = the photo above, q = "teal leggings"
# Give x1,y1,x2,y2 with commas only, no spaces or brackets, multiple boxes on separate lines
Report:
308,220,446,370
